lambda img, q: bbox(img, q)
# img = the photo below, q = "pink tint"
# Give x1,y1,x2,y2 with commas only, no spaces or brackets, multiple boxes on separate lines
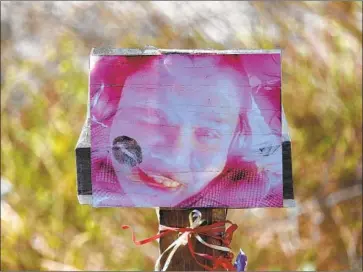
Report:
90,53,283,208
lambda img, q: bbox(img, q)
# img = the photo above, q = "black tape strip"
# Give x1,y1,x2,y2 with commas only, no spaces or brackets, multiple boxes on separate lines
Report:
282,141,294,200
75,119,92,196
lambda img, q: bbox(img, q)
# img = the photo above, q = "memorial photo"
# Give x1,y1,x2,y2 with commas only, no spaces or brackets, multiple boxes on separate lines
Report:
90,51,283,208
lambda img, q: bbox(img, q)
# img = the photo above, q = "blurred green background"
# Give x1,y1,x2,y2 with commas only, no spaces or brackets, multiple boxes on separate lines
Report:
1,1,362,271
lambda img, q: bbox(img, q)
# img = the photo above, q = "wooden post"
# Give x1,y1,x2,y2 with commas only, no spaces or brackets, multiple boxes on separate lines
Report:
158,208,228,271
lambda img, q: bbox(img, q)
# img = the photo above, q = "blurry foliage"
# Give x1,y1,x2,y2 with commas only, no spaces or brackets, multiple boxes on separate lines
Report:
1,1,362,271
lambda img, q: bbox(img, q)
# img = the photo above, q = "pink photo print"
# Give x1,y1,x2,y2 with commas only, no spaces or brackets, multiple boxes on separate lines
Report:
90,49,283,208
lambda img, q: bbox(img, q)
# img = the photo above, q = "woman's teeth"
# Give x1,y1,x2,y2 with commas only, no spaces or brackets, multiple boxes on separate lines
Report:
148,175,181,188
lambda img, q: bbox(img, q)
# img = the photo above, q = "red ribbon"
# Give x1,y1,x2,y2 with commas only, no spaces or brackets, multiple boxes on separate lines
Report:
122,219,238,271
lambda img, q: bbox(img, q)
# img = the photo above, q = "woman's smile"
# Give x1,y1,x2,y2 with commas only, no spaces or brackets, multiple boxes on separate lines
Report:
126,167,185,190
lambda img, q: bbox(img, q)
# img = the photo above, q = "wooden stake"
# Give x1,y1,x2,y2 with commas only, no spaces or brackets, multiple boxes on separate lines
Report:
157,208,228,271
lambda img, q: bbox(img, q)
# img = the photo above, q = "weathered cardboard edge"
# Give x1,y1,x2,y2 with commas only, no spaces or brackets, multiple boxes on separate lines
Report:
75,118,90,149
283,199,296,208
91,47,282,56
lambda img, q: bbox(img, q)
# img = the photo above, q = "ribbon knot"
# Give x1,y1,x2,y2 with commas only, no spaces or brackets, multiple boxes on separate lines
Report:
122,209,239,271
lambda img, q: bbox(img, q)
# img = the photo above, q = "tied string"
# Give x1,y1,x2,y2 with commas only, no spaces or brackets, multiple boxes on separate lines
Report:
122,210,238,271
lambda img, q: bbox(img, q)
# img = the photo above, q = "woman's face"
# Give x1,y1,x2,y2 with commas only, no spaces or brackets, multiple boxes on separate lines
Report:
109,56,241,206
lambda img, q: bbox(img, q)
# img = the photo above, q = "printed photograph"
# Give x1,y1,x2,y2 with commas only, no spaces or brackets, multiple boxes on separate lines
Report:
90,52,282,208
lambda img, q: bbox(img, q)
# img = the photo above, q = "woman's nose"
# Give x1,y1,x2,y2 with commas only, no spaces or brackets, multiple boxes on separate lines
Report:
170,126,194,170
174,148,191,170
